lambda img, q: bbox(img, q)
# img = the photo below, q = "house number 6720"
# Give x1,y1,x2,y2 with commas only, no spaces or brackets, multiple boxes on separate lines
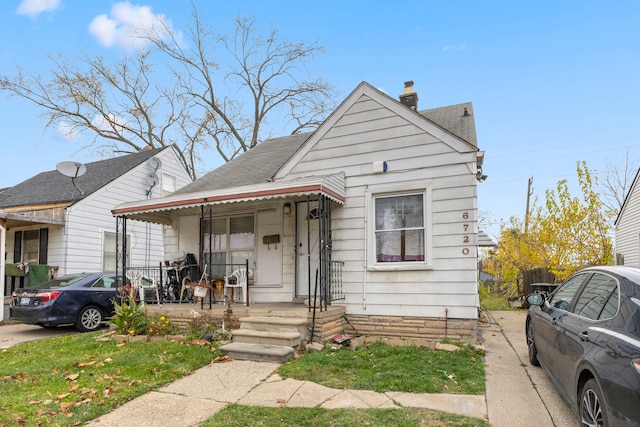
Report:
462,212,470,255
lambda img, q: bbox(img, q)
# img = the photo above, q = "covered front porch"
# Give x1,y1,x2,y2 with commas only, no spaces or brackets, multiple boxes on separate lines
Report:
112,173,347,312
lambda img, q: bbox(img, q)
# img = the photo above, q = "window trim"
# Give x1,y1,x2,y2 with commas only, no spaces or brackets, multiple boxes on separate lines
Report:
203,214,256,279
367,181,433,271
102,231,130,271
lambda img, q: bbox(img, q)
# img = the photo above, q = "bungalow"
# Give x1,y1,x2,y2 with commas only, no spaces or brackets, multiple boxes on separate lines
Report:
614,167,640,266
0,146,192,321
112,81,486,342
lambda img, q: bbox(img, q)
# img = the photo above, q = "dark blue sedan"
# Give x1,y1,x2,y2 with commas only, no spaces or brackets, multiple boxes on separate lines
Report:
10,273,119,332
525,266,640,427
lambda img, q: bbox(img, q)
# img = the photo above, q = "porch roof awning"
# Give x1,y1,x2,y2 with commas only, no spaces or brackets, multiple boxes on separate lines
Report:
112,173,346,225
0,206,67,228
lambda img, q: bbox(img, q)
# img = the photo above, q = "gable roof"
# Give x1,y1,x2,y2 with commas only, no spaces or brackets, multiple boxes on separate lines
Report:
0,147,169,209
276,82,477,178
112,81,480,223
174,82,477,195
614,167,640,226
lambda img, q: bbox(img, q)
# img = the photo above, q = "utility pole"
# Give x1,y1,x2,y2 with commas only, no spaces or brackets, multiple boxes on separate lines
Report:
524,176,533,233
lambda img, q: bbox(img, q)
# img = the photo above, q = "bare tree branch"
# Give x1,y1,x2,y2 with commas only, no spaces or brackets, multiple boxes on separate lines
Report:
600,148,638,216
1,3,335,180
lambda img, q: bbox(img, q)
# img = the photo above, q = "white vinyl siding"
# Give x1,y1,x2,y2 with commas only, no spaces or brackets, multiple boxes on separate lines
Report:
280,92,479,319
615,172,640,266
53,149,191,275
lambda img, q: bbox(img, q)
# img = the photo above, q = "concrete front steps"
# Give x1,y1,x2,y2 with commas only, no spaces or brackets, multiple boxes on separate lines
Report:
220,315,308,363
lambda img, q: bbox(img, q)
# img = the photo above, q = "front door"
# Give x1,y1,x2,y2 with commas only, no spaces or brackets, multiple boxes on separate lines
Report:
296,201,319,298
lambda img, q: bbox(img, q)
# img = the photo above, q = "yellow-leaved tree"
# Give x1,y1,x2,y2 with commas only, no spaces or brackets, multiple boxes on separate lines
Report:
485,161,614,286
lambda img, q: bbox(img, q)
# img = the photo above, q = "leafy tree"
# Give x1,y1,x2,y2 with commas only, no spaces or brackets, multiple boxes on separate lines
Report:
0,6,335,180
485,161,614,284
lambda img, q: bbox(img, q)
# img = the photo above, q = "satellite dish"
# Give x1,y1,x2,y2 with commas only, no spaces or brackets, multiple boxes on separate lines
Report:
148,157,162,171
146,172,159,187
146,172,159,196
56,161,86,196
56,161,86,178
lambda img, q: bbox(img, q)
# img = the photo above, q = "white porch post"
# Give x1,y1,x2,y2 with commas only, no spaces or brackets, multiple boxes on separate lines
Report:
0,223,6,322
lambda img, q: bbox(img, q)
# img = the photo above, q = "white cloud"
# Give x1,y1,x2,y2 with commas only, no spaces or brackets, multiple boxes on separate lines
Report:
91,113,127,134
442,44,467,53
88,2,181,51
16,0,61,18
57,122,78,140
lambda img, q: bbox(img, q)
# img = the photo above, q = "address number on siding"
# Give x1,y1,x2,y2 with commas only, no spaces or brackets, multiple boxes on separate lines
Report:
462,212,471,255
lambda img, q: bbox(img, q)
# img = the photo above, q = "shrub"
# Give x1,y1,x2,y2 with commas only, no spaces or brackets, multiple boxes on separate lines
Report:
147,314,178,336
186,314,230,342
111,295,149,336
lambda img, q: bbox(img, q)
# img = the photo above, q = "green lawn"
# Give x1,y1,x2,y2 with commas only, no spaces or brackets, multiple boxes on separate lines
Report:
278,341,485,395
0,332,220,426
0,331,488,427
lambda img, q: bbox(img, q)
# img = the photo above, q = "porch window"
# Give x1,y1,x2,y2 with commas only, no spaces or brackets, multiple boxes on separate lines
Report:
103,231,130,271
203,215,254,279
368,181,432,270
14,229,48,264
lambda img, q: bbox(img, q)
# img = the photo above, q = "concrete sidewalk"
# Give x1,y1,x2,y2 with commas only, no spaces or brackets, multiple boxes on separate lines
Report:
0,309,572,426
86,358,486,426
85,310,578,426
483,310,577,426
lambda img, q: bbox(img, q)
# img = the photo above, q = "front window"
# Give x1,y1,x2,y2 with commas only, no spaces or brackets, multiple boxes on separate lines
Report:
103,232,130,271
14,228,48,264
375,194,425,263
204,215,255,279
22,230,40,264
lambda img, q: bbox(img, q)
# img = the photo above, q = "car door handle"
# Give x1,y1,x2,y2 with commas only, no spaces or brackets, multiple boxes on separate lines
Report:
578,331,590,342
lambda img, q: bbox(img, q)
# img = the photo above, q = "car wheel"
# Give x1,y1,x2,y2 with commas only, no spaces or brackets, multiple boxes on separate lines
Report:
75,306,103,332
526,319,540,366
580,378,608,427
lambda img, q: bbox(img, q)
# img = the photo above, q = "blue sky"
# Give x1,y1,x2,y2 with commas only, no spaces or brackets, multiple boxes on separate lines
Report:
1,0,639,238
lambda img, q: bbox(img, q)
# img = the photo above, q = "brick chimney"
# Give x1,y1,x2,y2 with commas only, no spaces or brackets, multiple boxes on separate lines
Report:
399,81,418,110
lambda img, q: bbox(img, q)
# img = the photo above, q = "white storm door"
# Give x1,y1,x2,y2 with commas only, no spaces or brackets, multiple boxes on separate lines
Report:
296,201,319,297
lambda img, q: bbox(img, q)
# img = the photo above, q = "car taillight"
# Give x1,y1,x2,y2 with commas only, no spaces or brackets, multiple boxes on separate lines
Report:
633,359,640,376
35,291,61,302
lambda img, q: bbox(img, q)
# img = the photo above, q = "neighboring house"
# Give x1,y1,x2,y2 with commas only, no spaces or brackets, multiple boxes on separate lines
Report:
0,146,192,311
113,81,486,342
614,167,640,266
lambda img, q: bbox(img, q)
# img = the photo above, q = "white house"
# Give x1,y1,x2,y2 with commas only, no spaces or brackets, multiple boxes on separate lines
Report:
615,167,640,266
0,146,192,321
113,81,486,342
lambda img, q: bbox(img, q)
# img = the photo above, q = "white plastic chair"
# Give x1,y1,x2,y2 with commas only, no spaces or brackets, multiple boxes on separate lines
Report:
224,269,248,303
126,270,160,304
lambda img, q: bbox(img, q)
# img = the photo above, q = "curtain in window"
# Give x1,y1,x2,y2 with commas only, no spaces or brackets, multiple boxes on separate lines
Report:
375,194,425,262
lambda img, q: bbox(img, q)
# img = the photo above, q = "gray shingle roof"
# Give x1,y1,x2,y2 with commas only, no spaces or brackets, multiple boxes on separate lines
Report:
174,91,477,195
420,102,477,148
0,147,167,208
173,133,311,195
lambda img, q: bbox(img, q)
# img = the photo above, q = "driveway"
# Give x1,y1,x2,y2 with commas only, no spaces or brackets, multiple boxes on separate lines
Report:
0,322,79,348
484,310,578,426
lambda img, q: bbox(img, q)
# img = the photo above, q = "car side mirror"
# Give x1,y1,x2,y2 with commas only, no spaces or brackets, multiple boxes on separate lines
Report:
525,293,545,306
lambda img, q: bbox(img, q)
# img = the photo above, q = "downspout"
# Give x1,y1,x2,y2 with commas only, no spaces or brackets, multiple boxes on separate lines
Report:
362,186,368,310
0,222,5,322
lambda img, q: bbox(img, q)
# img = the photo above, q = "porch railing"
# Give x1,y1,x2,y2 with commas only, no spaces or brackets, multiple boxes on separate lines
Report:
122,260,251,308
328,260,345,302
